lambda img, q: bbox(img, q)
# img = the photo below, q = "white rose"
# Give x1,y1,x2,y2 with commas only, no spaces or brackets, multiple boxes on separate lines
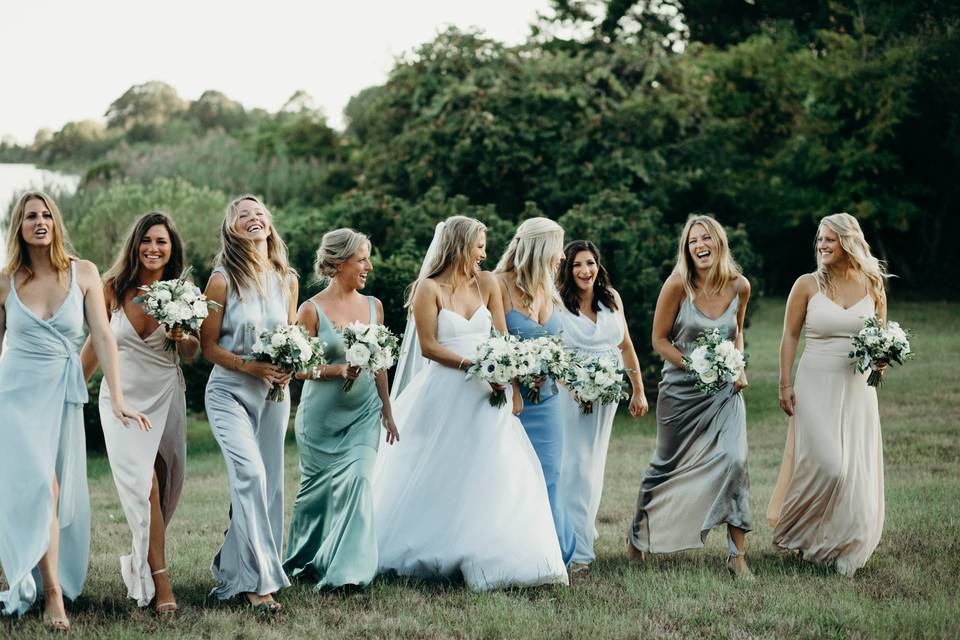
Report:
271,332,288,349
156,289,173,303
715,341,735,357
699,368,718,384
192,300,209,318
346,343,371,367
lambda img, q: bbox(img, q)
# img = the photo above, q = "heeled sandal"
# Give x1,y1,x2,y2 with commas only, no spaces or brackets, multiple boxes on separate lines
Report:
245,592,282,615
625,538,646,564
41,586,70,632
725,555,756,581
151,568,178,614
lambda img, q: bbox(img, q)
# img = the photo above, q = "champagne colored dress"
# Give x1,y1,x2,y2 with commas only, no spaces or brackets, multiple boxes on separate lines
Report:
99,308,186,606
557,303,624,565
204,268,291,598
767,291,884,576
0,262,90,616
284,297,382,589
628,293,751,557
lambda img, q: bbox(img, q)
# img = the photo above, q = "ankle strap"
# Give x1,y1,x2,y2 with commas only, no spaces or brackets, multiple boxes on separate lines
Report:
151,568,168,576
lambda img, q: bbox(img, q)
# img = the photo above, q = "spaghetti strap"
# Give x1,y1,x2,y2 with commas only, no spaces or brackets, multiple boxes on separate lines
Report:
310,299,328,332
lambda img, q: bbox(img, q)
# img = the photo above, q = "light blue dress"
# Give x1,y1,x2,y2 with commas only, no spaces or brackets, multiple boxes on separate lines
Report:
0,262,90,616
505,303,576,565
204,268,292,599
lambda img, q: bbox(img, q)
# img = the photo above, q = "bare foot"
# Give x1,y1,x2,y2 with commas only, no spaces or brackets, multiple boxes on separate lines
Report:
725,555,755,581
245,592,281,614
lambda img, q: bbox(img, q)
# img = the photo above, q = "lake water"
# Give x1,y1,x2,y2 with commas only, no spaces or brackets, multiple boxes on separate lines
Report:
0,163,80,265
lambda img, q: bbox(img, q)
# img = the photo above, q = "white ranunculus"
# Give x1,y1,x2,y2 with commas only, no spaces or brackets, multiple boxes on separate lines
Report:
346,343,371,367
192,300,209,318
699,368,719,384
271,332,289,349
156,289,173,303
715,341,736,357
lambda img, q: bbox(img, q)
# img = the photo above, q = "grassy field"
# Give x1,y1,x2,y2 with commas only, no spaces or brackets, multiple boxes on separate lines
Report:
4,298,959,639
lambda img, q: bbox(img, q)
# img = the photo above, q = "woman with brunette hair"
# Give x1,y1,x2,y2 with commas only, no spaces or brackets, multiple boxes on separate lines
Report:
767,213,887,576
80,211,195,613
495,217,576,564
0,192,149,630
626,214,754,579
556,240,648,571
372,216,567,591
283,228,399,590
200,194,297,612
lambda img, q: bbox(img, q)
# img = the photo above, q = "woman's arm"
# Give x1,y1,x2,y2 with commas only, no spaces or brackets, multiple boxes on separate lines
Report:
80,283,113,380
199,272,285,385
611,289,649,418
485,272,523,415
78,261,150,430
733,276,752,392
412,279,474,370
651,274,687,369
778,275,814,415
0,278,8,358
372,298,399,444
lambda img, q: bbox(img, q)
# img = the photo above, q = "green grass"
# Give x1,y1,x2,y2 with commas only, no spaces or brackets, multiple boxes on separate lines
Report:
5,299,959,638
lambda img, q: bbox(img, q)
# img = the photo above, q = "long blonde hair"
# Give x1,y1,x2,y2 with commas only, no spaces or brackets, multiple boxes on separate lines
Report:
4,191,75,283
406,216,486,307
213,194,292,296
675,214,742,300
815,212,887,307
495,217,564,310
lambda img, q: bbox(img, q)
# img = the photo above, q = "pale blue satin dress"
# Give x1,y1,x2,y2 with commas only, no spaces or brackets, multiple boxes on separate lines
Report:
0,262,90,616
204,268,292,599
505,303,577,565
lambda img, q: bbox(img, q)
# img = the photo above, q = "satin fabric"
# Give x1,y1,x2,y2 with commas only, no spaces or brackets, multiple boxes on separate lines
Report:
204,268,291,599
628,294,751,556
767,292,884,576
99,308,186,605
557,303,624,565
506,307,577,565
284,297,382,589
0,262,90,616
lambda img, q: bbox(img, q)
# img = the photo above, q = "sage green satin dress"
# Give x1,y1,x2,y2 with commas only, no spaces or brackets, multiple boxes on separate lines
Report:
283,297,382,589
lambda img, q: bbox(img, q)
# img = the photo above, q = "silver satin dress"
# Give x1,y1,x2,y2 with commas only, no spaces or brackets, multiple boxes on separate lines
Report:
204,268,292,598
628,294,751,556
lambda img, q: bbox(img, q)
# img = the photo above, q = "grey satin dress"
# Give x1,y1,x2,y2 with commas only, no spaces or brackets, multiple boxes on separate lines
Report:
628,293,751,557
204,268,292,599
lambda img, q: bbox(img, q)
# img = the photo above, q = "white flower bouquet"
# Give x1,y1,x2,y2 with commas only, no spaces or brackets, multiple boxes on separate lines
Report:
249,324,327,401
515,335,573,404
466,332,523,408
341,321,400,392
132,267,220,351
566,352,630,415
849,315,913,387
681,328,745,395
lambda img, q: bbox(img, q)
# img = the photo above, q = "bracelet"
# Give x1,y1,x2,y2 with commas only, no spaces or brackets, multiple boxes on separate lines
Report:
458,357,466,371
779,383,792,389
234,355,243,372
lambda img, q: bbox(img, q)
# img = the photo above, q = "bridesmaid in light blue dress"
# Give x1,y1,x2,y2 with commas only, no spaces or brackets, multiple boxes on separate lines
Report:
0,192,149,630
496,217,576,564
200,194,298,613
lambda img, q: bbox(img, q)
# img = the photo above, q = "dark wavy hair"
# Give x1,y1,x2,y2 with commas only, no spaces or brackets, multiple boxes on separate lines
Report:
558,240,617,315
103,211,185,310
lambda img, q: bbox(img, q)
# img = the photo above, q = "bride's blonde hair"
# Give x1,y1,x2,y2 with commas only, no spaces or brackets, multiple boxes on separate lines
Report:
815,213,888,307
495,217,564,310
674,214,742,300
406,215,487,308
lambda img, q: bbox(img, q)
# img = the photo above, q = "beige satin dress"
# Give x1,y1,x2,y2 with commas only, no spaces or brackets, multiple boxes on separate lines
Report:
767,291,884,576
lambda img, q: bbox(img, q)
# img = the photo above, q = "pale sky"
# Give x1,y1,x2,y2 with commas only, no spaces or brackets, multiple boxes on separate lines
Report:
1,0,552,144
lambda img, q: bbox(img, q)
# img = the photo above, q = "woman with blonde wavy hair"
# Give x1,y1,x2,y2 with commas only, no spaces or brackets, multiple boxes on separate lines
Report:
627,214,755,579
200,194,297,612
283,228,398,590
495,217,576,564
767,212,887,576
372,215,567,590
0,192,149,630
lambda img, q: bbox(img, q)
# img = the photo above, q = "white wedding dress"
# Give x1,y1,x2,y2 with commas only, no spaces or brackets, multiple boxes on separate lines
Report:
372,305,568,591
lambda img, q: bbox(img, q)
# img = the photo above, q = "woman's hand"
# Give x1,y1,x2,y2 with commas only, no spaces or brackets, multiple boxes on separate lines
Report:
511,385,524,416
532,375,546,389
111,400,152,431
629,391,649,417
382,412,400,445
734,371,749,394
243,360,289,386
779,385,796,416
339,364,361,381
165,326,188,343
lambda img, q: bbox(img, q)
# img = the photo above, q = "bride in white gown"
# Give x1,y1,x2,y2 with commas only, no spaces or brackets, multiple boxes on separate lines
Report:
372,216,568,591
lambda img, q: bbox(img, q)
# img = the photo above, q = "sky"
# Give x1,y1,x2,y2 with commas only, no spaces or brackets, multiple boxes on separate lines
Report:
0,0,552,144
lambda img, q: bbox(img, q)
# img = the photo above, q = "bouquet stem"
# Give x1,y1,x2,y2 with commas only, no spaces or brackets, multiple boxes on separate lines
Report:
578,399,594,415
523,386,542,404
867,369,883,387
267,383,286,402
489,388,507,408
343,378,356,392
